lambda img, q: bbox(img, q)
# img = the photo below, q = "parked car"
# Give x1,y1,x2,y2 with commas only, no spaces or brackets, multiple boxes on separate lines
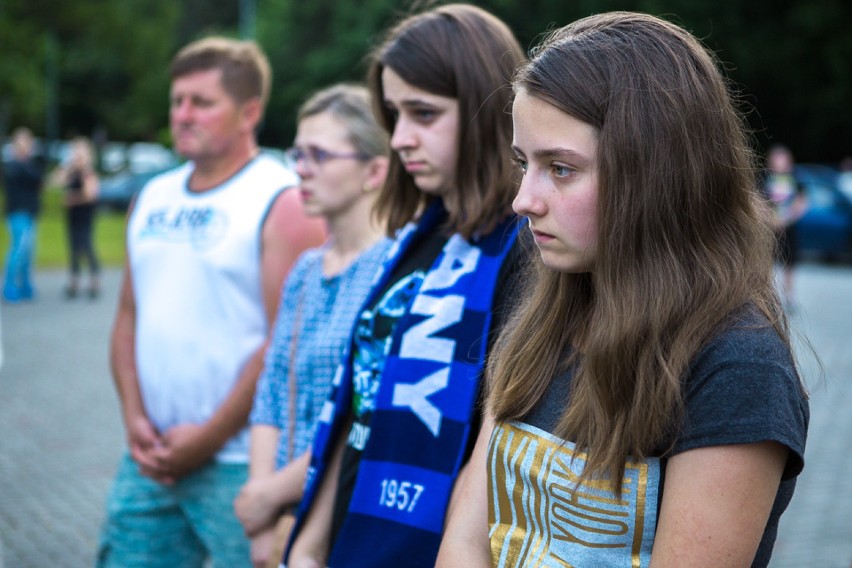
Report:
97,142,179,211
125,142,178,174
98,167,173,211
793,163,852,262
100,142,130,174
97,146,292,211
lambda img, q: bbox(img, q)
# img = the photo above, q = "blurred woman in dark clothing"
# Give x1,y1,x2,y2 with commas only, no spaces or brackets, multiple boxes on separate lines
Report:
55,136,101,298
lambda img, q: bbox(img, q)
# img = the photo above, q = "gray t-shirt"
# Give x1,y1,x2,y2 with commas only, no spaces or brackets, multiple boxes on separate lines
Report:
489,306,808,567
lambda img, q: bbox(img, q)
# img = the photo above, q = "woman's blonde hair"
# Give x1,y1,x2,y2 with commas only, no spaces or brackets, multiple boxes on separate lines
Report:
70,136,95,169
297,83,388,159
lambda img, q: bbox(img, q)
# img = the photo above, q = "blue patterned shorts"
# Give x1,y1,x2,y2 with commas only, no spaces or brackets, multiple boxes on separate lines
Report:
97,453,250,568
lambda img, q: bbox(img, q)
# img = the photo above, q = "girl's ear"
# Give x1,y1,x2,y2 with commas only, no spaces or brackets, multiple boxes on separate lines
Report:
363,155,390,193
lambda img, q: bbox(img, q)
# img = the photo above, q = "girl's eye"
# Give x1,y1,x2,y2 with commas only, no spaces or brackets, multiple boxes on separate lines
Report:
511,157,528,174
413,108,436,122
552,164,573,178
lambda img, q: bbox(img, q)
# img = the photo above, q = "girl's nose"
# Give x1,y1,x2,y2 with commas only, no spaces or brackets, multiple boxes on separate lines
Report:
512,174,547,218
390,117,416,153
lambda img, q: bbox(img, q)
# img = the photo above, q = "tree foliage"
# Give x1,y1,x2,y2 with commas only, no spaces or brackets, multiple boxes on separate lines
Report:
255,0,401,146
1,0,850,162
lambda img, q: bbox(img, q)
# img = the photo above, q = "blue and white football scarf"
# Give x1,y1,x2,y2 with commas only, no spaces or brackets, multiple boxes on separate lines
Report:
286,201,521,567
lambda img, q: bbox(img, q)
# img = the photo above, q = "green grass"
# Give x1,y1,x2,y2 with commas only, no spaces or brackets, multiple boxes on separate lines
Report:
0,186,127,270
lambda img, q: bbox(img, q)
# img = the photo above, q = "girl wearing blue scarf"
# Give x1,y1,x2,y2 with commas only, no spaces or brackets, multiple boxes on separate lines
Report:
286,4,526,567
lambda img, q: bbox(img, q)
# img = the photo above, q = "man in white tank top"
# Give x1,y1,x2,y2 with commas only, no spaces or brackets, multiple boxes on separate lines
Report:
98,37,326,568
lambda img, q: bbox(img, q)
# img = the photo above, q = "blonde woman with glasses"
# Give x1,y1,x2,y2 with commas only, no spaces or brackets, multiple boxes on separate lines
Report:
235,83,391,568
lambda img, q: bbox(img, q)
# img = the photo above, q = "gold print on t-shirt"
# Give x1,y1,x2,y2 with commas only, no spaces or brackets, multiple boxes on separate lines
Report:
488,422,657,568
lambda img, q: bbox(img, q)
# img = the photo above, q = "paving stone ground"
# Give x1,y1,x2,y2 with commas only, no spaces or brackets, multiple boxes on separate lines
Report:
1,268,123,568
0,264,850,567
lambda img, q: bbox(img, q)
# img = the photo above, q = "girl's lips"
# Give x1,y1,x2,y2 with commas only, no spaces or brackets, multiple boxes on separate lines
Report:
531,228,555,243
403,161,427,173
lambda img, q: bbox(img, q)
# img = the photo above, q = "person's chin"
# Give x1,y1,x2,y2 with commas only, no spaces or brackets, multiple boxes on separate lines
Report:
412,177,447,197
539,252,590,274
171,135,196,153
174,145,199,160
301,202,325,218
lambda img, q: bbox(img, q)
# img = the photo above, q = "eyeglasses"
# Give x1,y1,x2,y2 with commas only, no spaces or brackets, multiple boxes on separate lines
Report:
284,145,369,168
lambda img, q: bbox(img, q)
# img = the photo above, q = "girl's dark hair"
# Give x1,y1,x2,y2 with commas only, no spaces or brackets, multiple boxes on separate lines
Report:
367,3,525,238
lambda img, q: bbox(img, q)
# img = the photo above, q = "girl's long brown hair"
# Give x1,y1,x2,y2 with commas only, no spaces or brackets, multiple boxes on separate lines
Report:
366,3,525,239
488,12,792,494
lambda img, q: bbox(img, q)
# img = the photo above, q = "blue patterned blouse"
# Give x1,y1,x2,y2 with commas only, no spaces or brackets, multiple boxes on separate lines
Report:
250,237,391,469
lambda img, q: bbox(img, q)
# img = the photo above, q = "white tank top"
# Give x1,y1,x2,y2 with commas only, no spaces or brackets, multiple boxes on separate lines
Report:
127,154,297,462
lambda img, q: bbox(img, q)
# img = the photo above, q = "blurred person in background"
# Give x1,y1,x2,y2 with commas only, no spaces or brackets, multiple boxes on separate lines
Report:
98,36,325,568
233,83,391,568
2,127,44,303
52,136,101,299
839,156,852,200
765,144,808,312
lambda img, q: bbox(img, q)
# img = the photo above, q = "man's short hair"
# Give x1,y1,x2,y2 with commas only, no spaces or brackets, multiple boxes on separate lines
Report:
170,36,271,110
